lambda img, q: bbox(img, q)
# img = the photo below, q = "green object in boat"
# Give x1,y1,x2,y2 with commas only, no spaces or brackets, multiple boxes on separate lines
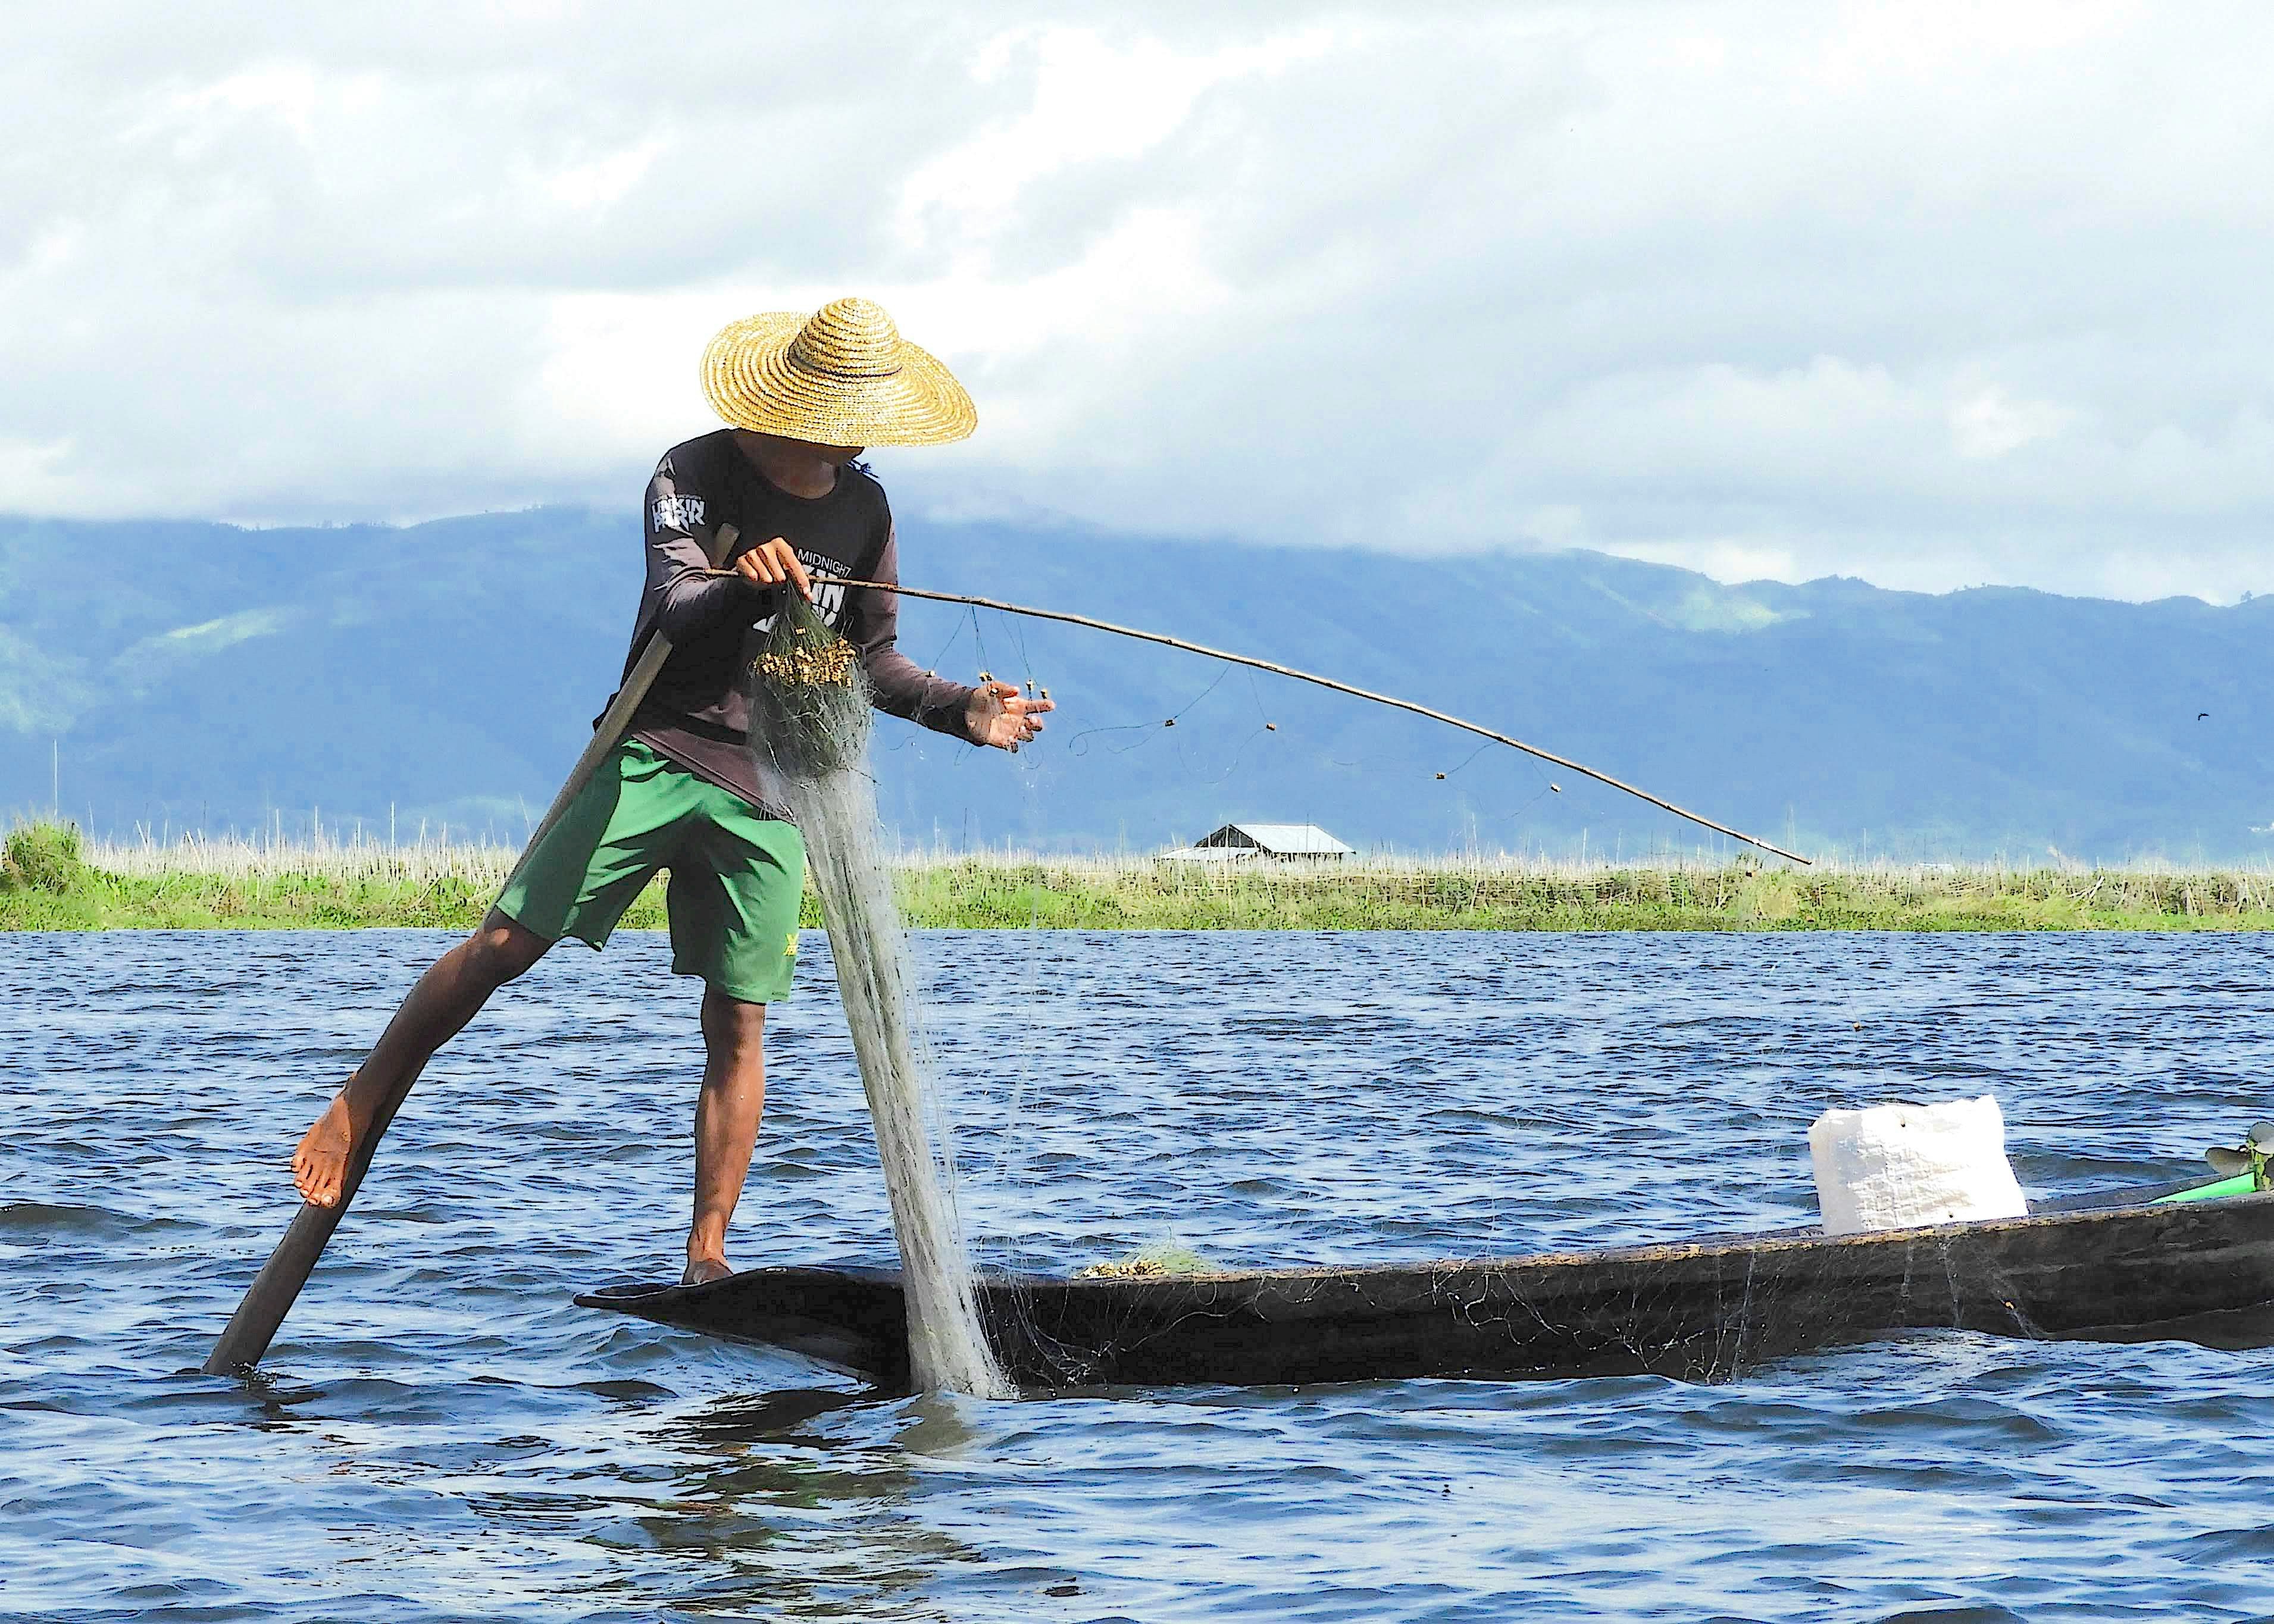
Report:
2153,1173,2259,1204
2179,1121,2274,1201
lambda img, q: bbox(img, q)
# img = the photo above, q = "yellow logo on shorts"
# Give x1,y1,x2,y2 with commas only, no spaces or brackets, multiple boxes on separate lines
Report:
784,931,799,957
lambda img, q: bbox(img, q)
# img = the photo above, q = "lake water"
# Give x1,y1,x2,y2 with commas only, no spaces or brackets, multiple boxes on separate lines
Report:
5,929,2273,1621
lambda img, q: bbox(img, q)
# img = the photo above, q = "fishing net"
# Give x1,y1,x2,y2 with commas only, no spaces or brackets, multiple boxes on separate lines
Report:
748,593,1014,1399
1072,1243,1215,1279
749,598,867,778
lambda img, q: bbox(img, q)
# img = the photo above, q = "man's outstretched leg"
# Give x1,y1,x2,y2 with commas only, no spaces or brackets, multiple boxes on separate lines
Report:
292,910,552,1207
686,988,767,1286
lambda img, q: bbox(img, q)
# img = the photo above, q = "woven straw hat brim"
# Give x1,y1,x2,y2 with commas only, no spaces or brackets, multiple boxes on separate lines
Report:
702,312,977,448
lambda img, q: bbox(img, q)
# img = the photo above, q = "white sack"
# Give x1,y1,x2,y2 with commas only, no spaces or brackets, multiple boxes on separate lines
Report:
1809,1095,2029,1236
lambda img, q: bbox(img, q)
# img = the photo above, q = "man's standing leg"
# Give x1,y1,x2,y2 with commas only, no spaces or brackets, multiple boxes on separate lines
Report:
664,771,802,1286
291,910,552,1207
687,989,767,1285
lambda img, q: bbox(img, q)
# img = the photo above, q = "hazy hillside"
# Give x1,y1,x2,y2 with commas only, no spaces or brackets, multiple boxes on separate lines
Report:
4,509,2269,860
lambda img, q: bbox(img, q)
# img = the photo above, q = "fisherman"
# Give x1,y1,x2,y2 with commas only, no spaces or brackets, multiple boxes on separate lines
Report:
289,297,1052,1285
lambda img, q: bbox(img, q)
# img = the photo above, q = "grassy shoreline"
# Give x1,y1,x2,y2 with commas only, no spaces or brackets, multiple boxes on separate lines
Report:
7,823,2274,931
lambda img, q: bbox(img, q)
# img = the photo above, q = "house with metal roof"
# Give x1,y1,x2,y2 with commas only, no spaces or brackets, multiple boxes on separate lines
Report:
1158,822,1356,861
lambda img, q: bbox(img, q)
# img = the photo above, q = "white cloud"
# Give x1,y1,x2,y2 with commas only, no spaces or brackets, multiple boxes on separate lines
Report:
1950,388,2077,461
2,1,2272,599
898,23,1339,244
546,137,672,214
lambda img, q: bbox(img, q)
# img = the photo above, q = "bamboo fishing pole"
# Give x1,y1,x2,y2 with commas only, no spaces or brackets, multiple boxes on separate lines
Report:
799,573,1812,866
204,527,743,1375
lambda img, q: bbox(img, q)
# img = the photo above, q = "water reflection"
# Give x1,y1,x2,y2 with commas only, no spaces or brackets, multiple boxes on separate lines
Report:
574,1388,991,1620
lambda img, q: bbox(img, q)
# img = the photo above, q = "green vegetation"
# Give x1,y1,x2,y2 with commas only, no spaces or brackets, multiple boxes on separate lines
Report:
0,822,646,932
897,858,2274,931
2,821,87,894
6,820,2274,931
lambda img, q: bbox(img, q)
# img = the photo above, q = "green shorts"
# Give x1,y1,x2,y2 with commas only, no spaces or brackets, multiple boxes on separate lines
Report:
497,739,806,1004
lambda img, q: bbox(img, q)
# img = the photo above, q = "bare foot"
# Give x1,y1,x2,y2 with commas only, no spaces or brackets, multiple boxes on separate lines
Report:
291,1088,358,1208
681,1255,734,1287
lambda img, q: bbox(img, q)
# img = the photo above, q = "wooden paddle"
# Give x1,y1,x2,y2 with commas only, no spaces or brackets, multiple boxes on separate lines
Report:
203,525,742,1374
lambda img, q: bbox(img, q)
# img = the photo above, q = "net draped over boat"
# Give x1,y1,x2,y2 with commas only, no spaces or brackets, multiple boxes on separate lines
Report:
746,593,1013,1399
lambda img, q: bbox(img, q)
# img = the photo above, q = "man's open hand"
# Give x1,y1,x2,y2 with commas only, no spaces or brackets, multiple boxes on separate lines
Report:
731,537,812,598
965,680,1055,752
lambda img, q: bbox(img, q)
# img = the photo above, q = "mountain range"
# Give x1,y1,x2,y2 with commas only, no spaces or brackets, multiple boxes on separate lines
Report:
4,508,2269,861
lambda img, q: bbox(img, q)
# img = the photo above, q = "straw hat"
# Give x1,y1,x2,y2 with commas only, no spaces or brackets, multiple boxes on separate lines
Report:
700,296,977,448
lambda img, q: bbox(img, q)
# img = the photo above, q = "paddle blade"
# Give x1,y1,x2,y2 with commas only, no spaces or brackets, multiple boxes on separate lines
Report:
2207,1146,2253,1176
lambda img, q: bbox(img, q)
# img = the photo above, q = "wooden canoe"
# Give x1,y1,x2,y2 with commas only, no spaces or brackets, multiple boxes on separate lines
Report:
575,1183,2274,1392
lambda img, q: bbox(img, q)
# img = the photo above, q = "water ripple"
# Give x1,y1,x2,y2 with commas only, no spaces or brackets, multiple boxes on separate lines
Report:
4,928,2273,1619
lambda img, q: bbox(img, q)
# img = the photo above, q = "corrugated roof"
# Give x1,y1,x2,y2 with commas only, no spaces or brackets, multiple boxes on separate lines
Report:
1196,822,1355,855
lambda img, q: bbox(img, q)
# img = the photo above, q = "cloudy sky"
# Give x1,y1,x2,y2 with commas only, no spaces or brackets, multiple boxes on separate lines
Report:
5,1,2270,599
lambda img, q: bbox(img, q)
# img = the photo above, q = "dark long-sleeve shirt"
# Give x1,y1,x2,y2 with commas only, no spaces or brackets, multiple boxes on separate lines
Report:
608,430,980,818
